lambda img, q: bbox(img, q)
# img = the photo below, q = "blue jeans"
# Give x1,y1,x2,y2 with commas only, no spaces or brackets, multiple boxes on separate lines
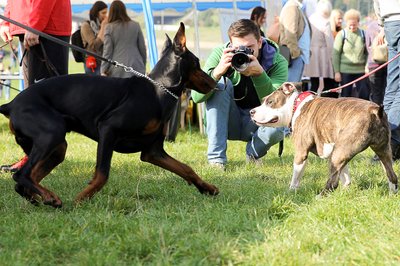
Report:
287,56,305,82
383,20,400,144
205,79,284,164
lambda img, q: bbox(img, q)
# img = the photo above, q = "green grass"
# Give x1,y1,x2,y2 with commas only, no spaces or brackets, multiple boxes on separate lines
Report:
1,98,400,265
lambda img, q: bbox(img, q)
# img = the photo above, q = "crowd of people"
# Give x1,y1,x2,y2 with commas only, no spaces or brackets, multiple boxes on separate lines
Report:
193,0,400,170
0,0,399,173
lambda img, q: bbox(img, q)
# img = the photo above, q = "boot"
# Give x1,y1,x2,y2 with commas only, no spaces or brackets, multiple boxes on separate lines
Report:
0,155,29,173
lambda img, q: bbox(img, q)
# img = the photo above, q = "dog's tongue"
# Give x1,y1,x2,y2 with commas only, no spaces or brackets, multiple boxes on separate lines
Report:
268,117,278,124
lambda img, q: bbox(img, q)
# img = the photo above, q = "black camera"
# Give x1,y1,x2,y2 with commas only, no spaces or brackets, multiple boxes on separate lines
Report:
231,46,253,72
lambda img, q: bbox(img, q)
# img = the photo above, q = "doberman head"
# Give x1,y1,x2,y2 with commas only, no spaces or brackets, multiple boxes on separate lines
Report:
149,22,216,96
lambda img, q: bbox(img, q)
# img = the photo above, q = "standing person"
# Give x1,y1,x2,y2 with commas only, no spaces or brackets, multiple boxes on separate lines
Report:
373,0,400,159
332,9,369,100
330,9,344,39
279,0,311,82
101,0,146,77
303,0,338,97
365,14,387,105
0,0,72,173
250,6,267,38
80,1,108,75
191,19,288,170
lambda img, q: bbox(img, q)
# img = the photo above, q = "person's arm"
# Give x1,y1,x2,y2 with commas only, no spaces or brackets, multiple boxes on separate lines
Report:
0,1,11,42
101,25,113,76
252,53,288,100
332,30,344,82
81,22,104,53
137,26,147,68
373,0,383,26
191,44,231,103
24,0,57,48
280,5,301,59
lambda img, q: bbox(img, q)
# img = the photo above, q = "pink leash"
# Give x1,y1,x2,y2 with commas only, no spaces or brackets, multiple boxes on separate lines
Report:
320,51,400,95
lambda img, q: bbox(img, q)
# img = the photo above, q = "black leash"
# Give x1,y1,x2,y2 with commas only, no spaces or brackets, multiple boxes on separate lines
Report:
0,14,114,66
0,80,20,92
0,14,180,100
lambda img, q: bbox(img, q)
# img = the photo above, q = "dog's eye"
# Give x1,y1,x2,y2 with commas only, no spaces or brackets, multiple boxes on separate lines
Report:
267,100,274,105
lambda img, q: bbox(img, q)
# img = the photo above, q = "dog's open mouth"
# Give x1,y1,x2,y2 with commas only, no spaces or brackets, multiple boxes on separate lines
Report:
267,117,279,124
253,116,279,126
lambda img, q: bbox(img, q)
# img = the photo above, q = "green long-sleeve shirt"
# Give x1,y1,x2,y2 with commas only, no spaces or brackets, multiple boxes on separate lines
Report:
191,40,288,104
332,29,367,74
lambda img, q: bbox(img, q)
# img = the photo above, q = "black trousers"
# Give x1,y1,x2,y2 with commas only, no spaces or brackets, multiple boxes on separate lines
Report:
340,73,370,100
309,77,339,98
19,35,69,87
368,66,387,105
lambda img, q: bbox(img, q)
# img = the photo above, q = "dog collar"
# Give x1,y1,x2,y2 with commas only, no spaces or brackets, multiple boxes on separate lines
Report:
290,91,316,129
292,91,316,114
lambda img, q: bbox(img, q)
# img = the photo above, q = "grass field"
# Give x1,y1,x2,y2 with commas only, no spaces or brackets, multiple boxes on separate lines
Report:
1,90,400,265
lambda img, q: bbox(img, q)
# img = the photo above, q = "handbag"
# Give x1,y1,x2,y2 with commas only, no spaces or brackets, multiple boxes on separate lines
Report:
371,37,388,64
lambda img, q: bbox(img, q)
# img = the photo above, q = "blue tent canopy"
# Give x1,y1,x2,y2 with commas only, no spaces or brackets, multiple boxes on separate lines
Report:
72,0,263,69
72,1,262,13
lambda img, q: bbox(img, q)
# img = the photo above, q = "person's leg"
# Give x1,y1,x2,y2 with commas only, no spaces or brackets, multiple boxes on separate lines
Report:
27,36,69,85
355,73,370,100
205,79,240,165
287,57,305,82
368,66,387,105
322,78,339,98
383,21,400,150
340,73,354,98
246,125,285,159
309,77,319,93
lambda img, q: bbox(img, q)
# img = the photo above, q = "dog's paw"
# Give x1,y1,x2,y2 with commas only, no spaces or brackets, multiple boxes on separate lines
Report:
389,182,398,194
198,182,219,196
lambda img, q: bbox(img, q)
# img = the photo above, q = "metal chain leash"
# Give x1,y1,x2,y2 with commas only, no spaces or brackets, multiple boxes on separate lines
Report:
113,61,179,100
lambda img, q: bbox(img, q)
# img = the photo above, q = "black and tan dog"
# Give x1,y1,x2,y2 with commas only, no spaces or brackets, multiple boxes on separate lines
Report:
250,82,398,195
0,23,219,208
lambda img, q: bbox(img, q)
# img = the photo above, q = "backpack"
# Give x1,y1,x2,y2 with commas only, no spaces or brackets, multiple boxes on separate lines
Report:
71,26,86,63
342,29,366,53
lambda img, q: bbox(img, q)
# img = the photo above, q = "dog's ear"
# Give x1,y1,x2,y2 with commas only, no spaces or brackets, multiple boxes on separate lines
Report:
291,82,303,92
280,82,298,95
173,22,186,54
162,34,172,51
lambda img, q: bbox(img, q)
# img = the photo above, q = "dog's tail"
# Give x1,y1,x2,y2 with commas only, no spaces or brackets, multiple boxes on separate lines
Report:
0,103,10,118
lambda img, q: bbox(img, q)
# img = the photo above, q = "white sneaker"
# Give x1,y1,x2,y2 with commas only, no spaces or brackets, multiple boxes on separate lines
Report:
209,162,226,171
246,154,263,166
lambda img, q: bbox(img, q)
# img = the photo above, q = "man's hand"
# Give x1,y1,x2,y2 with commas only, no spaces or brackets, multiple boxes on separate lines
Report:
212,46,235,80
240,54,264,77
0,24,12,42
23,31,40,49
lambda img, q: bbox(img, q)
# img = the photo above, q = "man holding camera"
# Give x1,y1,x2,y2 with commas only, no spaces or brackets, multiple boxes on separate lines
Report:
192,19,288,170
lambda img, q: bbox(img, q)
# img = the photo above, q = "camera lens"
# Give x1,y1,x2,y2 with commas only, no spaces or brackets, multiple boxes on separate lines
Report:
231,52,250,72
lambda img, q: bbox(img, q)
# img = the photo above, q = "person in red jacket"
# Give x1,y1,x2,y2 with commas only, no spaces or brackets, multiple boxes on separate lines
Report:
0,0,72,173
